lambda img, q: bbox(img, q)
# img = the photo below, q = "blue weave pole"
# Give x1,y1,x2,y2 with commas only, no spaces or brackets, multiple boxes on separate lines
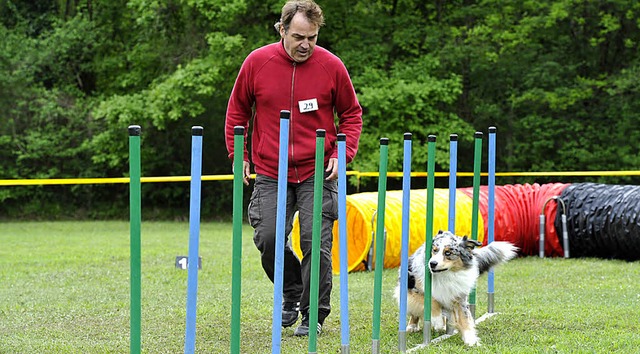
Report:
399,133,412,353
448,134,458,232
184,126,204,354
337,134,350,354
487,127,497,313
271,110,290,354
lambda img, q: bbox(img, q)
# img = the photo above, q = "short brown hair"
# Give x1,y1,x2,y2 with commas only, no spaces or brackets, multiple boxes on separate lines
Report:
274,0,325,33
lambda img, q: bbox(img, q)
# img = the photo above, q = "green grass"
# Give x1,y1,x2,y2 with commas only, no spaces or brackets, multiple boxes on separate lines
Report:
1,221,639,353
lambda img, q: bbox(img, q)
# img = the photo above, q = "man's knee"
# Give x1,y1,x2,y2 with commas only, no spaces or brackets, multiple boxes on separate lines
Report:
253,228,276,253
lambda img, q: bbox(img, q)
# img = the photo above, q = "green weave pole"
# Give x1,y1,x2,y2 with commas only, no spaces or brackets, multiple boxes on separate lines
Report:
308,129,325,354
372,138,389,354
230,127,245,354
423,135,436,345
469,132,483,318
128,125,142,354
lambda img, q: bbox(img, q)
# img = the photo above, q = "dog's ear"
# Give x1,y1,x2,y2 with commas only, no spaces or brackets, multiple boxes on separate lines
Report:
437,230,444,235
461,235,482,250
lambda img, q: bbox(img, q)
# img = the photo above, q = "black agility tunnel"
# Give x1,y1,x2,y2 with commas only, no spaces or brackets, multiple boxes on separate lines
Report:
555,183,640,261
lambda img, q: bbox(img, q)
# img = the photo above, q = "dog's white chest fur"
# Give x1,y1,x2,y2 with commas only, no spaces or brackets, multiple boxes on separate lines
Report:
431,265,478,306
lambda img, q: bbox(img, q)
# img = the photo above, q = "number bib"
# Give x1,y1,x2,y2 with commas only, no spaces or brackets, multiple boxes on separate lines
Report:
298,98,319,113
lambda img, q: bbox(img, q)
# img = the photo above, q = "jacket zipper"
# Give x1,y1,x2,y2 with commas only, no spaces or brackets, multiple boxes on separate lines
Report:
290,62,300,182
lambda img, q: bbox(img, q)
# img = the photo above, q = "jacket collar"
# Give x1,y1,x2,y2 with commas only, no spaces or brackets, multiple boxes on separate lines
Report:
277,39,311,65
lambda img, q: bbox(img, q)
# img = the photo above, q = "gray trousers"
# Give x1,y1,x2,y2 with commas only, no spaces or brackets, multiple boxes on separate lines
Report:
248,174,337,321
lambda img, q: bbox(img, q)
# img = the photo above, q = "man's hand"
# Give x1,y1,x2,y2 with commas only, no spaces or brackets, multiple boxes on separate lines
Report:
232,161,252,185
325,158,338,180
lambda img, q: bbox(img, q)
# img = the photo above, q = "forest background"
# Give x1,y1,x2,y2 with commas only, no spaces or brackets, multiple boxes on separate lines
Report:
1,0,639,219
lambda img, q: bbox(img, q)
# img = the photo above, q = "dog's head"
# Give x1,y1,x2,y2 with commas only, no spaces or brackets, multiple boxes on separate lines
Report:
429,230,481,273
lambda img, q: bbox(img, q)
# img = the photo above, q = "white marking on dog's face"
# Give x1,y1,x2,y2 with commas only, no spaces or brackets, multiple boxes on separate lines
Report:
429,249,447,272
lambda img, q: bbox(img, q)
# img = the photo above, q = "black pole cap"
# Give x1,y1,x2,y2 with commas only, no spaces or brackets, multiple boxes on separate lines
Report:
428,135,436,142
234,126,244,135
192,126,204,136
404,133,412,140
449,134,458,141
280,110,290,119
380,138,389,145
337,133,346,141
128,125,141,136
474,132,483,139
489,126,497,133
316,129,326,137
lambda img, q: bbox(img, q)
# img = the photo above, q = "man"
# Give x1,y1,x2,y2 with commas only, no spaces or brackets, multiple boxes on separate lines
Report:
224,0,362,336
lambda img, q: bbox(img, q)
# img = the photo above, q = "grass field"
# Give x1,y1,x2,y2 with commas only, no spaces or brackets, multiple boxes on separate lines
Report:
1,221,639,353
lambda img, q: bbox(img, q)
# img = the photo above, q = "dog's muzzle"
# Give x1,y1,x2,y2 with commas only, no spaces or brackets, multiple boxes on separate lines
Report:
429,260,446,273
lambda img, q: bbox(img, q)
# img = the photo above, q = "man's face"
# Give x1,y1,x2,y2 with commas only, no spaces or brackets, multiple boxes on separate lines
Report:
280,12,318,63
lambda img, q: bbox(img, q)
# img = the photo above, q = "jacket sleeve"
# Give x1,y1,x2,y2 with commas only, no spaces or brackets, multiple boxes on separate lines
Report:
333,65,363,164
225,58,254,163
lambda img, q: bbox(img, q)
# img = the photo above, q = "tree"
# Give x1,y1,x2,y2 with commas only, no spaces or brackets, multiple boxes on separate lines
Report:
2,0,639,219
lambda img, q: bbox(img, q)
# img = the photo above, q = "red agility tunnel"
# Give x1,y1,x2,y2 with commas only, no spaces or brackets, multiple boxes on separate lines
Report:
460,183,570,257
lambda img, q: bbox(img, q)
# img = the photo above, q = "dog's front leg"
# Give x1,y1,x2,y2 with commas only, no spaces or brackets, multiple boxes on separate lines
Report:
430,299,446,331
407,315,421,333
452,303,479,346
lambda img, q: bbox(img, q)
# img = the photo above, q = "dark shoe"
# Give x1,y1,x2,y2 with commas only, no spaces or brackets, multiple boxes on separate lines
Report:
293,312,322,336
282,302,299,328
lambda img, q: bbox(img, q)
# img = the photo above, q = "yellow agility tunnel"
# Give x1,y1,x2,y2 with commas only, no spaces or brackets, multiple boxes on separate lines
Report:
292,189,484,274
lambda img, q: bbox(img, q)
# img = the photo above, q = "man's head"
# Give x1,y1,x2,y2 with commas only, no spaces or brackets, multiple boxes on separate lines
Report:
275,0,325,63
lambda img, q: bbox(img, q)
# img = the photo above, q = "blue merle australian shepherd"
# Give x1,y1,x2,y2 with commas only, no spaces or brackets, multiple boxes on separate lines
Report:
395,230,518,346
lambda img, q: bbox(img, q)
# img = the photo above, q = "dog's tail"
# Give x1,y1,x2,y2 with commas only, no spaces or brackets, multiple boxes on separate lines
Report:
474,242,518,274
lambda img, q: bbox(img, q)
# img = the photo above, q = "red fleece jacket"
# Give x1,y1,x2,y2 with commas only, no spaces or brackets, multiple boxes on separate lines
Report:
225,41,363,183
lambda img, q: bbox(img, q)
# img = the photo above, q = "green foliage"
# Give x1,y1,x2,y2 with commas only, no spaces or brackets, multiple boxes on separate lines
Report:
354,56,472,173
1,0,640,218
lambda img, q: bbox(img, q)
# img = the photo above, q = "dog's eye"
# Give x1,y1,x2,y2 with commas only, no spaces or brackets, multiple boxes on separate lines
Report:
444,250,452,256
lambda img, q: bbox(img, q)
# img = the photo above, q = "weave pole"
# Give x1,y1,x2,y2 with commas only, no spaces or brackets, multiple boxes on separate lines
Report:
337,134,350,354
448,134,458,233
398,133,412,353
272,110,291,354
230,126,245,354
372,138,389,354
423,135,436,345
184,126,204,354
308,129,325,354
128,125,142,354
468,132,483,318
487,127,496,313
